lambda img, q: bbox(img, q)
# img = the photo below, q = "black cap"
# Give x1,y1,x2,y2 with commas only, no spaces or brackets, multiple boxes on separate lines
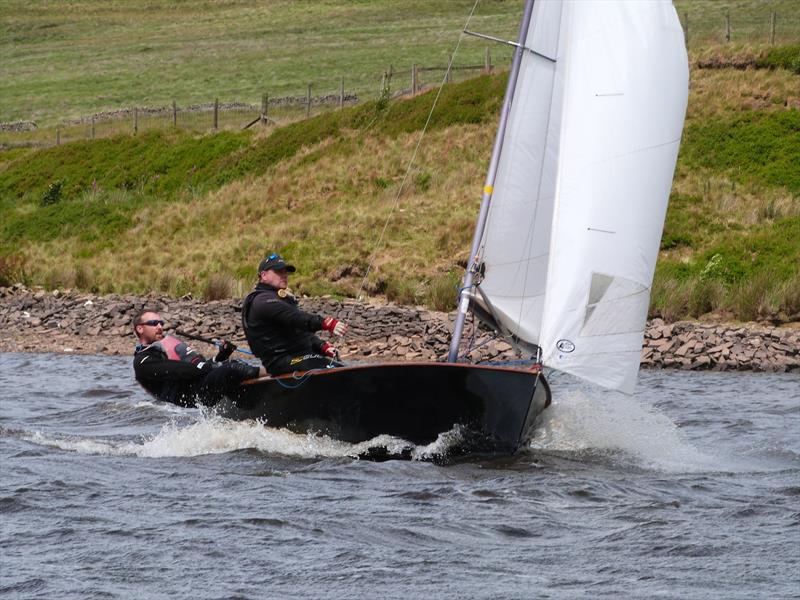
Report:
258,252,296,273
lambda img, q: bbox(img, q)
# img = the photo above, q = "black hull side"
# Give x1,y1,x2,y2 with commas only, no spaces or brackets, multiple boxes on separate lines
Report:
215,362,551,455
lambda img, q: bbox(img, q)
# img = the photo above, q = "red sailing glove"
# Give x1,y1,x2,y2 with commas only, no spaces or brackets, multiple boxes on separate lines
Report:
321,316,348,336
320,342,339,360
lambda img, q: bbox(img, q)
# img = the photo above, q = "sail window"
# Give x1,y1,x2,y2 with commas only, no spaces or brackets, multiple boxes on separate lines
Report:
581,273,649,337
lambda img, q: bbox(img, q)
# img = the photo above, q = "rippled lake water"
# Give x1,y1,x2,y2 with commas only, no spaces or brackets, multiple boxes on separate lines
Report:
1,352,798,599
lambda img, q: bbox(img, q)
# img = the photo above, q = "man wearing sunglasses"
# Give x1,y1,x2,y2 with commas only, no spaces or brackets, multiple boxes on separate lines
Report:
242,252,349,375
133,310,264,407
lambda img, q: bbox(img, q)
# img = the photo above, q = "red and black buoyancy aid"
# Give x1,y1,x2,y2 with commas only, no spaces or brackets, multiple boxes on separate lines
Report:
148,335,207,366
133,335,215,407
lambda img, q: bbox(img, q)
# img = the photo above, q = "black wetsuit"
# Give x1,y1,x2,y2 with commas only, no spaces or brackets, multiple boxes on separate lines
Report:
133,336,259,407
242,282,340,375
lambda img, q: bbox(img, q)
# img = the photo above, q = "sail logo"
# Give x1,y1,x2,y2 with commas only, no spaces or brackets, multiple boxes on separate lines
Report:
556,339,575,353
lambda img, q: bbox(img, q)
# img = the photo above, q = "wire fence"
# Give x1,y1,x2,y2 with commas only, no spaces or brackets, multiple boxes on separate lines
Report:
0,94,358,149
1,7,797,150
0,57,495,149
679,7,795,47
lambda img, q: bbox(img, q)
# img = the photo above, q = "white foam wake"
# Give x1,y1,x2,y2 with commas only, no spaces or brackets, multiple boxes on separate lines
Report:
19,412,453,461
21,391,721,469
132,417,357,458
21,417,358,460
528,390,718,472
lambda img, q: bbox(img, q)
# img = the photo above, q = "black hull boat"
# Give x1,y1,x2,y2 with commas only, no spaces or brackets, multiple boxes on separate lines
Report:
215,362,551,459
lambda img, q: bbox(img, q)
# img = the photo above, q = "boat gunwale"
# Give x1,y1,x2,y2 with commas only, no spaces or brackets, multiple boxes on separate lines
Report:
241,360,543,386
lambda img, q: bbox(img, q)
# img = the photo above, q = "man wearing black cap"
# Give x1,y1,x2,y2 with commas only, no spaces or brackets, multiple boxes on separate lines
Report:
242,252,348,375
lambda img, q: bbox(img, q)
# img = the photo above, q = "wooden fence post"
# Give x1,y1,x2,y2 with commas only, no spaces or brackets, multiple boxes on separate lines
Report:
770,12,776,45
261,93,268,125
412,63,418,94
134,107,138,134
382,66,394,94
446,55,453,83
56,128,60,146
682,12,689,47
485,47,492,73
306,84,312,117
91,116,95,139
725,12,731,43
339,77,344,109
213,98,219,130
172,100,177,127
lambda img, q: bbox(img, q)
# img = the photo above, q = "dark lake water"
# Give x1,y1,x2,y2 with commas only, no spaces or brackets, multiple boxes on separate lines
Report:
1,352,798,599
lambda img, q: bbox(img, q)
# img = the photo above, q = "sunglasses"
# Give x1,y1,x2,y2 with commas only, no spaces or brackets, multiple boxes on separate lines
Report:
138,319,164,327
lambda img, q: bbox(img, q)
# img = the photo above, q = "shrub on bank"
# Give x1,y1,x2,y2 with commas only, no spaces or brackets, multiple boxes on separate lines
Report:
0,254,27,287
679,109,800,194
756,44,800,74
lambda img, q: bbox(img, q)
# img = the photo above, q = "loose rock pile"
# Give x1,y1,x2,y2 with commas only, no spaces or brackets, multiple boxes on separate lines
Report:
0,284,797,373
0,285,457,360
642,319,799,372
0,120,37,132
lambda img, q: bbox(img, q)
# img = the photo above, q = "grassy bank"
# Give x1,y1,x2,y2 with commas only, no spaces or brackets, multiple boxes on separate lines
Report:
2,60,799,322
0,74,505,303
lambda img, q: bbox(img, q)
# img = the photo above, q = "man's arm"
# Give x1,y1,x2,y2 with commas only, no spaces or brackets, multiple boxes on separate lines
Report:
250,294,324,331
134,349,213,382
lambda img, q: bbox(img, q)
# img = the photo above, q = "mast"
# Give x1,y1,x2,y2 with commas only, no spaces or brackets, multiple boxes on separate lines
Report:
447,0,537,363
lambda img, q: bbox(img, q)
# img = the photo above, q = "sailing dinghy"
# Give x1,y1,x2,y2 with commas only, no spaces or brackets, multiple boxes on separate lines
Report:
217,0,689,458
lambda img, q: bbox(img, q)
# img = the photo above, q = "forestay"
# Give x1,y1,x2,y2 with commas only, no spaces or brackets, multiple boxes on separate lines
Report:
474,0,689,393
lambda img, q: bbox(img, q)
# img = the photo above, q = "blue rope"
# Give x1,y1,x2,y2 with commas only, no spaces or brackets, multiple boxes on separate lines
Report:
273,370,316,389
478,358,539,367
210,340,254,356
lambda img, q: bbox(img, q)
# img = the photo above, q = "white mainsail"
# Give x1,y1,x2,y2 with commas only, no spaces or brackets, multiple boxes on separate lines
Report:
475,0,689,393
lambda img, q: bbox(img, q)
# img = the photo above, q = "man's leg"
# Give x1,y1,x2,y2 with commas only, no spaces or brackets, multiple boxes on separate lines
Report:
197,361,260,406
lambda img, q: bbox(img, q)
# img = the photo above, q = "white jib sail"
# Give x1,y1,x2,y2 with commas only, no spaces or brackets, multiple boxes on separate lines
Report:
477,0,689,393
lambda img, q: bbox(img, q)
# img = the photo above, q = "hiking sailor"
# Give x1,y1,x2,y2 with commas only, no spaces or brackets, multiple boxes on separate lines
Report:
133,310,263,407
242,252,348,375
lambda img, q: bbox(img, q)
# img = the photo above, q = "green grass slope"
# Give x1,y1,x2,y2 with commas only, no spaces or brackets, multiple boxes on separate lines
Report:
1,62,798,322
681,110,800,193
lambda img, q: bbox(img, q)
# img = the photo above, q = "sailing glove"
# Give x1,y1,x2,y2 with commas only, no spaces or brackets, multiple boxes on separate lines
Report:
321,317,347,336
214,340,237,362
320,342,339,360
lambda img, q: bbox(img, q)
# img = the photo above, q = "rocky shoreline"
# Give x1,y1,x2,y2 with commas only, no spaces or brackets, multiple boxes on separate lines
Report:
1,284,798,373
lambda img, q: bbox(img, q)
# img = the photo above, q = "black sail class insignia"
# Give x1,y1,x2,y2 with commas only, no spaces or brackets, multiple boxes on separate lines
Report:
556,339,575,353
